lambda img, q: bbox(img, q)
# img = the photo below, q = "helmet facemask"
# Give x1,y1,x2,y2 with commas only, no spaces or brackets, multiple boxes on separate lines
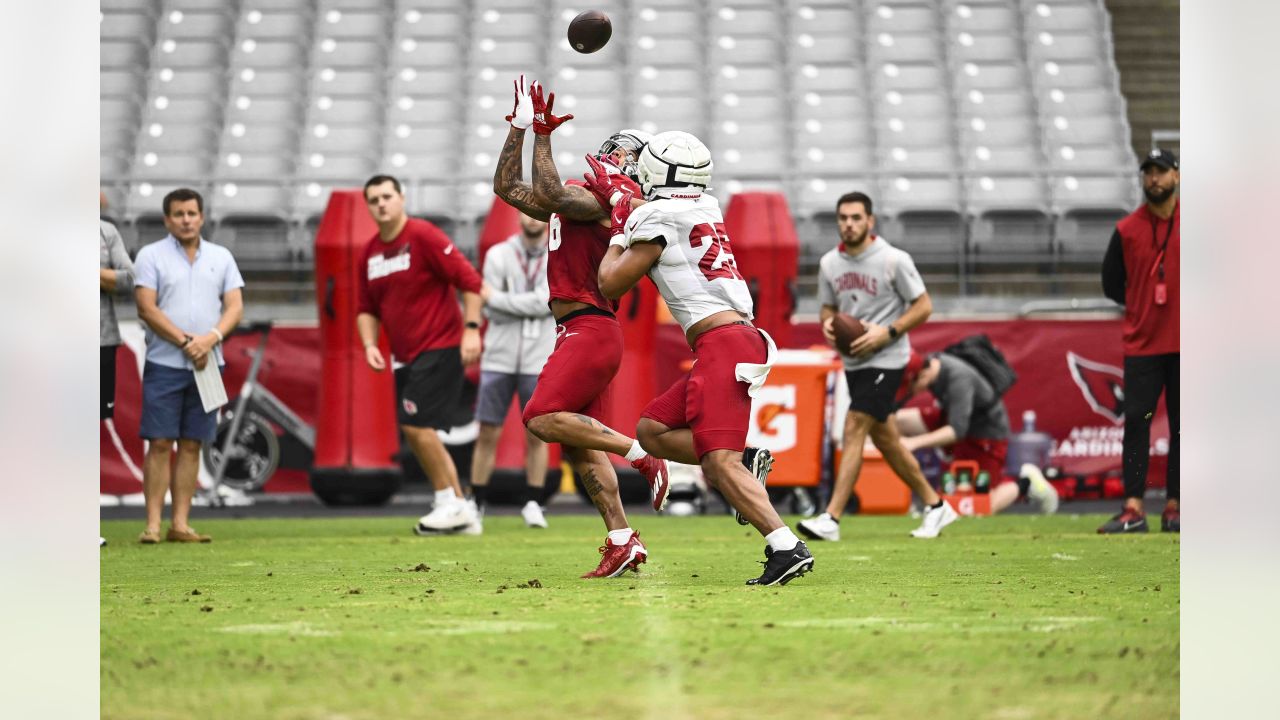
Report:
597,129,652,183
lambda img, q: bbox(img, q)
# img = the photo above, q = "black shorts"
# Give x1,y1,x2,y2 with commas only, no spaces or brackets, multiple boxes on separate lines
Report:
845,367,905,423
394,347,466,429
101,345,117,420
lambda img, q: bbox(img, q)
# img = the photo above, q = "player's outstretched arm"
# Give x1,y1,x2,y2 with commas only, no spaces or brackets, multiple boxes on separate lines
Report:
492,75,551,221
531,134,607,222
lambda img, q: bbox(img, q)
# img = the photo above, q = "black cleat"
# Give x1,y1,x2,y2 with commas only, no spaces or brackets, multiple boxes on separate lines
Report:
1161,507,1180,533
746,541,814,586
737,447,774,525
1096,508,1149,534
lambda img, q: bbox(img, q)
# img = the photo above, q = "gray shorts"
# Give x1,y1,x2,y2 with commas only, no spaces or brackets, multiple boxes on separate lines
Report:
476,371,539,426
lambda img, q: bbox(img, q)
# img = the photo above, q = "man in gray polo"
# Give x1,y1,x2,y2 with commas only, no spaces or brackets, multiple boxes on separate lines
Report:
797,191,959,541
471,212,556,528
132,188,244,544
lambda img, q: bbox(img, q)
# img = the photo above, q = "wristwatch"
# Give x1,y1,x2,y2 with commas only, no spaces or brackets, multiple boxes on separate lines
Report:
464,321,481,330
888,325,900,340
180,334,194,348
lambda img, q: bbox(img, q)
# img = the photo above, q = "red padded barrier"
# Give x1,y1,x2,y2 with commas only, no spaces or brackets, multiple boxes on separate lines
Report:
723,192,799,347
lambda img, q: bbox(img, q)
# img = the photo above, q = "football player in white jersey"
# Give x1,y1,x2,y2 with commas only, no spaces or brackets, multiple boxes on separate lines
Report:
592,131,814,587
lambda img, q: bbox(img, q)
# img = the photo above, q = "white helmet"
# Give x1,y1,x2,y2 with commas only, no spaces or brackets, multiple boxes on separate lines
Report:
636,130,713,200
597,128,653,183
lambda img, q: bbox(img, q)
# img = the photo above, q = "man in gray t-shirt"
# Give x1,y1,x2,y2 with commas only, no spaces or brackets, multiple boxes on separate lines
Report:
798,192,959,542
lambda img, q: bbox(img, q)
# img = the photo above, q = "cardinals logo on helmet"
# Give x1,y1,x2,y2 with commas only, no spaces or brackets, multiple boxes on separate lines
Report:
1066,352,1125,425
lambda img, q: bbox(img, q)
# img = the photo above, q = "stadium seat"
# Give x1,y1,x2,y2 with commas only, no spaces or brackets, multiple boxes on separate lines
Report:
216,152,295,180
131,152,211,181
1022,0,1104,34
949,32,1022,62
710,66,784,96
225,96,300,125
874,89,949,120
795,146,874,175
302,125,380,155
154,68,225,97
143,96,220,125
792,34,858,64
102,69,146,99
953,60,1029,92
790,4,859,35
881,175,962,214
632,66,702,96
101,40,149,68
793,176,877,221
1032,59,1113,90
1055,208,1130,266
795,93,865,122
1036,86,1120,117
219,125,299,154
306,97,380,125
100,12,156,42
1041,116,1127,146
312,69,382,97
966,175,1050,215
962,144,1045,173
236,10,311,40
1050,174,1139,215
794,118,873,148
312,39,383,68
387,96,464,124
866,32,945,64
314,9,387,38
469,38,541,68
875,116,952,147
231,40,306,68
137,126,218,153
947,3,1018,33
634,6,700,36
550,66,625,95
102,97,140,126
388,68,464,97
791,64,864,94
1027,31,1107,63
157,10,233,40
154,39,227,68
867,3,941,33
709,36,782,66
297,153,376,182
878,145,958,173
393,8,465,38
1047,143,1133,172
709,7,779,35
392,36,463,66
957,88,1035,119
870,61,946,92
410,184,459,218
960,115,1039,148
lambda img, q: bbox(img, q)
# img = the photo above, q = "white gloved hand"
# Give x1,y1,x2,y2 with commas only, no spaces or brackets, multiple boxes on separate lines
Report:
505,73,534,130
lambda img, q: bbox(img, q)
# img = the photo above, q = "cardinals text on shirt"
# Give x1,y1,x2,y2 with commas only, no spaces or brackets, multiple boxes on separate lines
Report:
832,271,879,296
368,248,411,280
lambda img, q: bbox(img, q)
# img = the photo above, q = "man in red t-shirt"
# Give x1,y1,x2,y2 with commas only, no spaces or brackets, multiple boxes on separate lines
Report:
491,75,670,578
357,175,484,536
1099,149,1180,534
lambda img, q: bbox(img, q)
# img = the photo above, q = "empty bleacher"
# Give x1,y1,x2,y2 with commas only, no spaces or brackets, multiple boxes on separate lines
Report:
101,0,1144,300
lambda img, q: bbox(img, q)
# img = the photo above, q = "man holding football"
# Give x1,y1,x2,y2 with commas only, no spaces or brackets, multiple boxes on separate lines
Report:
797,192,958,542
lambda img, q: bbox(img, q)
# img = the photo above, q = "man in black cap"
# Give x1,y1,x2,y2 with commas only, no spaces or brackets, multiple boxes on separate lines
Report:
1099,149,1180,533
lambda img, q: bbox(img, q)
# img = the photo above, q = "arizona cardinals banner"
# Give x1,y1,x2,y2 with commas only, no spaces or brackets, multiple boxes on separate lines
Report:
101,318,1169,496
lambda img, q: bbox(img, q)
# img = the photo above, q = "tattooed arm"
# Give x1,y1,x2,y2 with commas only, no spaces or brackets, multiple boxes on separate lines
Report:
493,126,552,221
531,134,608,223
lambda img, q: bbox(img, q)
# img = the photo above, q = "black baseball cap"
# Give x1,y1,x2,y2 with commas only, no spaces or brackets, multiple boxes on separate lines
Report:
1140,148,1178,171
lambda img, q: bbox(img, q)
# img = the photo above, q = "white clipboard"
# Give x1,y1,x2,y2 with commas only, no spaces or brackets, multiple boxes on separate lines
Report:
193,360,228,413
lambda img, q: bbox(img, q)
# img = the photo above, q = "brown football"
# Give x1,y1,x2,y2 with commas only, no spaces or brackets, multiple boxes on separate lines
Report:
568,10,612,54
831,313,866,355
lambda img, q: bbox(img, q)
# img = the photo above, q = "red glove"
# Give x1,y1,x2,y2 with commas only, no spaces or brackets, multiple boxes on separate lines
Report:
530,81,572,135
583,154,642,209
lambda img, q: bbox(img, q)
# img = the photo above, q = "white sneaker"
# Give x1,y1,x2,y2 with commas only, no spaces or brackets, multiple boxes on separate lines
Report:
415,498,477,534
1021,463,1059,515
521,500,548,528
796,512,841,542
911,500,959,538
99,536,107,548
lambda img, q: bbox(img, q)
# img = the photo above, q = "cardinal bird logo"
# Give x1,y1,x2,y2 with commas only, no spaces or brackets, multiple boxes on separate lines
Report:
1065,352,1125,425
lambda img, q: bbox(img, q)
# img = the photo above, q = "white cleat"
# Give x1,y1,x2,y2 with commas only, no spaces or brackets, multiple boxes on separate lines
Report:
796,512,841,542
414,498,478,535
521,500,549,528
911,499,959,538
1021,463,1059,515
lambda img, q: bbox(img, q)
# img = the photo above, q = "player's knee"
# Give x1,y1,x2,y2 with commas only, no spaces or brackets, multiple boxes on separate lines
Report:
146,440,175,457
636,418,664,454
524,413,553,442
698,450,737,483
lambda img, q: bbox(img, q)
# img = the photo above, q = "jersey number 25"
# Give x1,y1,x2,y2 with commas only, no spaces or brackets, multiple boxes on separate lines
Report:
689,223,743,282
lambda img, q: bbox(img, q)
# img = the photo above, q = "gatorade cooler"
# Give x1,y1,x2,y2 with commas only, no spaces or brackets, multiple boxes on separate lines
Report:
747,350,840,487
723,192,799,348
310,190,402,505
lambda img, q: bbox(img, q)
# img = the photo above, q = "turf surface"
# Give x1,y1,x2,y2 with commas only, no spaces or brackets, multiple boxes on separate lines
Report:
101,513,1178,719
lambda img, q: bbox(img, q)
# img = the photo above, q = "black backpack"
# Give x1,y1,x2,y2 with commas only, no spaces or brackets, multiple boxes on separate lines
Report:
941,335,1017,397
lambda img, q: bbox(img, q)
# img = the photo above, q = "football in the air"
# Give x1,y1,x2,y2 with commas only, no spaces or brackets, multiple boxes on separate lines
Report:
568,10,612,54
831,313,866,354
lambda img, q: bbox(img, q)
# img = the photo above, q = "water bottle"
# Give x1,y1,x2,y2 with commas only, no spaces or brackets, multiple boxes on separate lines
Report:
976,470,990,493
1006,409,1053,476
941,471,956,495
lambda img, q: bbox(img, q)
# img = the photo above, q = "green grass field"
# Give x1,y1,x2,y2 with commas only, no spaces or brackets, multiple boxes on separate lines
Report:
101,513,1179,720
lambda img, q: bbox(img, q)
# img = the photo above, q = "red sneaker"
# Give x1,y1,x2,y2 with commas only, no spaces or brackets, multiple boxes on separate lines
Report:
632,455,671,512
1097,507,1149,534
582,532,648,578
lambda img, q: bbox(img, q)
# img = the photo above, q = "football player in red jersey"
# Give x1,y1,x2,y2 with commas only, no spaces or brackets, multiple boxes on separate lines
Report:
492,75,668,578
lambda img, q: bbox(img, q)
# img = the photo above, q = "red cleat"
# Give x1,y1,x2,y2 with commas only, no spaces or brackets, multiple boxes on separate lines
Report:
632,455,671,512
581,532,647,578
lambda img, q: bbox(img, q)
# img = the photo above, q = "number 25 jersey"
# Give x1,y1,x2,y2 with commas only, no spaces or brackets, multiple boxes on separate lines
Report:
622,194,753,334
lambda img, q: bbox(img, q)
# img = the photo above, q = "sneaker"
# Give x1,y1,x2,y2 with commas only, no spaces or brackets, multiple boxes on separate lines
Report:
745,541,815,586
1021,463,1059,515
632,455,671,512
99,536,107,548
910,500,959,539
737,447,774,525
796,512,840,542
414,498,476,534
1161,506,1180,533
582,531,647,578
1097,507,1149,534
521,500,549,528
138,528,161,544
459,500,484,536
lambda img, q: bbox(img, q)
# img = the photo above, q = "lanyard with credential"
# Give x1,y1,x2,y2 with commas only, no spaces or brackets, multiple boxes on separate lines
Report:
515,248,545,291
1147,202,1176,305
